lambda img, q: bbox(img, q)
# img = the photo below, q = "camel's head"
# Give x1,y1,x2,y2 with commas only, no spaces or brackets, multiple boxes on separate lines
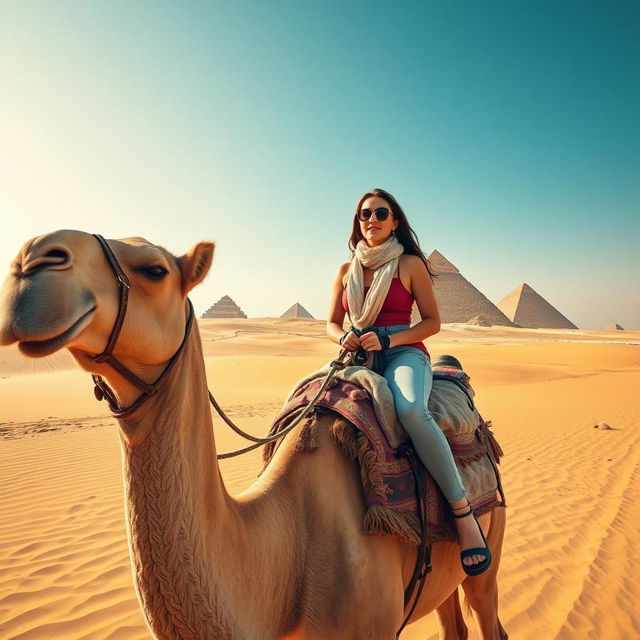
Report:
0,230,214,375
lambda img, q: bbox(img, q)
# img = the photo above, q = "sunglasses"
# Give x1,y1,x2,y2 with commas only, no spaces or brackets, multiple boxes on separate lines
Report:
357,207,391,222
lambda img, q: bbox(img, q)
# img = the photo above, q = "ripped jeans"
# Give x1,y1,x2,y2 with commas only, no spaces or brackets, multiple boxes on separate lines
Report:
372,325,467,503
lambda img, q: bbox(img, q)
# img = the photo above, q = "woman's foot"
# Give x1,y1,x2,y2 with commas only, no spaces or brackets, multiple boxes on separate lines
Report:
451,500,492,576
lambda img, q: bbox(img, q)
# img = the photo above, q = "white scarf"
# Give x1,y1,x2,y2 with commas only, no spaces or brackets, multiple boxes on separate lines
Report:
345,235,404,330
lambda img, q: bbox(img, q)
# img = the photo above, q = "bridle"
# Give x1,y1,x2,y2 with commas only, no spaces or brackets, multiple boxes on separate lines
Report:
90,234,195,417
88,234,349,454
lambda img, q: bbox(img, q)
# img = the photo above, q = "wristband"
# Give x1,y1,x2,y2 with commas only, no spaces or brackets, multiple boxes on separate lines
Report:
378,333,391,350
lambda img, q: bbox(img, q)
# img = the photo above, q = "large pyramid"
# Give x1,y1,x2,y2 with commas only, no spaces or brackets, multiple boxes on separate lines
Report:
281,303,314,319
202,295,247,319
605,323,625,331
497,283,577,329
423,250,515,326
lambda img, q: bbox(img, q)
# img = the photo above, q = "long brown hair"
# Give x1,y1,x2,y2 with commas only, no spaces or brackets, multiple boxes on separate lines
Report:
348,188,435,281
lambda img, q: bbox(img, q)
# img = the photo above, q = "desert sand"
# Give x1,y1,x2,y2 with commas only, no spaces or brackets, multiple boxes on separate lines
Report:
1,318,639,639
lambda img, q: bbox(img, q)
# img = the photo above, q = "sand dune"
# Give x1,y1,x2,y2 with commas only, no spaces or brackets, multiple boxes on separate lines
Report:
1,320,639,639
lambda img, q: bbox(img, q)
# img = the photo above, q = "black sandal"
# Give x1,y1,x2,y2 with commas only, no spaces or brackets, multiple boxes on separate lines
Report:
452,505,492,576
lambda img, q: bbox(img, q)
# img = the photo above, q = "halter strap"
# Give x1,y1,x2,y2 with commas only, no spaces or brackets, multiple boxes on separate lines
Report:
92,234,131,361
89,233,194,417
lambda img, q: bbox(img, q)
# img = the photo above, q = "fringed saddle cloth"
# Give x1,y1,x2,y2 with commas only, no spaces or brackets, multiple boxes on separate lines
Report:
263,364,505,546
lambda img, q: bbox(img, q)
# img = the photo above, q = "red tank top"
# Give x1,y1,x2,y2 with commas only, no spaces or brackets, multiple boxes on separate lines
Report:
342,278,429,356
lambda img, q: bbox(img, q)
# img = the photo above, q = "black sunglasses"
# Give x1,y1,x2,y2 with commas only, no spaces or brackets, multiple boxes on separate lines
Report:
357,207,391,222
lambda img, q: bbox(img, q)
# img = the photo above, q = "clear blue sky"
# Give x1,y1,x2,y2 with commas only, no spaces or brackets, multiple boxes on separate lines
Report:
1,1,638,328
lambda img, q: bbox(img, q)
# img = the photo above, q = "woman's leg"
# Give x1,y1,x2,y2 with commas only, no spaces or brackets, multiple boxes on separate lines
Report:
383,347,489,570
383,347,467,502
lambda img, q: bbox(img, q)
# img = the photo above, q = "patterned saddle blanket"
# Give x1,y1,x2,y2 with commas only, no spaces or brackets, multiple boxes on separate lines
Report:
263,365,505,546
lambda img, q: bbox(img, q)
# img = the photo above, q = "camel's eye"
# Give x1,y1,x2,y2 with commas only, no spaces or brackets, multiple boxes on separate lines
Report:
140,265,169,281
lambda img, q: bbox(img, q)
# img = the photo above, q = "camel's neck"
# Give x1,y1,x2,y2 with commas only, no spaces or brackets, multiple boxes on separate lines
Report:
115,322,299,640
116,323,234,638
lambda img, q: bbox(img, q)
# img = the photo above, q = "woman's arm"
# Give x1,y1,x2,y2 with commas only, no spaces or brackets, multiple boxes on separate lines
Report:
387,255,441,348
326,263,357,346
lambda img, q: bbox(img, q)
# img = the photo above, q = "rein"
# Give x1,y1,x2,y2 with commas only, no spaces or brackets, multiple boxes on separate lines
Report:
213,349,354,459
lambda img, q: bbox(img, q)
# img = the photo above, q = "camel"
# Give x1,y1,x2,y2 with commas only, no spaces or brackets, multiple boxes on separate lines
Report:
0,230,508,640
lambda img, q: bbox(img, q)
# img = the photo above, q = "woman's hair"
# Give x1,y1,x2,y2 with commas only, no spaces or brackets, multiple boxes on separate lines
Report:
349,188,435,281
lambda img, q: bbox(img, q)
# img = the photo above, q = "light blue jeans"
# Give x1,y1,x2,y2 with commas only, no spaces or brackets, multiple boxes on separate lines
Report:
371,325,468,503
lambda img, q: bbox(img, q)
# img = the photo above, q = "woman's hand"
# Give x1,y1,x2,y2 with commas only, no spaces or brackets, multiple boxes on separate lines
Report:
359,331,382,351
341,331,362,351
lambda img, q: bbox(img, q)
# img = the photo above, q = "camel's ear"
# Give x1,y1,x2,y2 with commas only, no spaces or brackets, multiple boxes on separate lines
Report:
178,242,215,295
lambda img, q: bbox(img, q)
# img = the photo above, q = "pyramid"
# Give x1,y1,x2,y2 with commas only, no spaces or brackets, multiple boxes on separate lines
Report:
497,283,577,329
605,323,625,331
429,250,460,274
468,314,492,327
281,303,314,319
423,251,515,326
202,295,247,319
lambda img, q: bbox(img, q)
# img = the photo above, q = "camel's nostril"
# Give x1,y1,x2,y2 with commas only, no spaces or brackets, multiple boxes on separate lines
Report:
22,245,73,275
45,249,68,261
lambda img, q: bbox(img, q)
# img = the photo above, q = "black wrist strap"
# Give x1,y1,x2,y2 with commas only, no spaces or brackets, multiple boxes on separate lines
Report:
379,332,391,350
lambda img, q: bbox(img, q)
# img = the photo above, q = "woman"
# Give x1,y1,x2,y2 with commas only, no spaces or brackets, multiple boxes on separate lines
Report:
326,188,491,575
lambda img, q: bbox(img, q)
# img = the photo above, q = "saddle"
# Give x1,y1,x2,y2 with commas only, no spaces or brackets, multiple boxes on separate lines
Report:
263,359,505,546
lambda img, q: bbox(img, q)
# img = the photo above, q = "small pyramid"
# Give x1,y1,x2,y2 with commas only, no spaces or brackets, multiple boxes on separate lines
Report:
426,251,515,326
468,315,492,326
410,303,421,326
202,295,247,319
281,303,314,319
605,323,625,331
497,283,577,329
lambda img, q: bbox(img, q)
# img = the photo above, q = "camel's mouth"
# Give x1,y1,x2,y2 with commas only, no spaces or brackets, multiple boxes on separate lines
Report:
19,307,97,357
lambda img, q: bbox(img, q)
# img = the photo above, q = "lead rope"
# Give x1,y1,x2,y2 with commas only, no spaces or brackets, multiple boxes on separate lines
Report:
395,444,432,637
214,348,354,459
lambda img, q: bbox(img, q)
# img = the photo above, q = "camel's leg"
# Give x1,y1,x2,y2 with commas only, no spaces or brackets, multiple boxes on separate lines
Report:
462,574,508,640
434,588,468,640
460,508,508,640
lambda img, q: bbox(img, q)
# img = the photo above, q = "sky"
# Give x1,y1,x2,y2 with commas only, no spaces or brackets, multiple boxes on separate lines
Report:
1,0,638,329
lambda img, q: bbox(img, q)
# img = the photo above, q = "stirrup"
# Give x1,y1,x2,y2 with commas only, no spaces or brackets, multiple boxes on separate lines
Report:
452,506,492,577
